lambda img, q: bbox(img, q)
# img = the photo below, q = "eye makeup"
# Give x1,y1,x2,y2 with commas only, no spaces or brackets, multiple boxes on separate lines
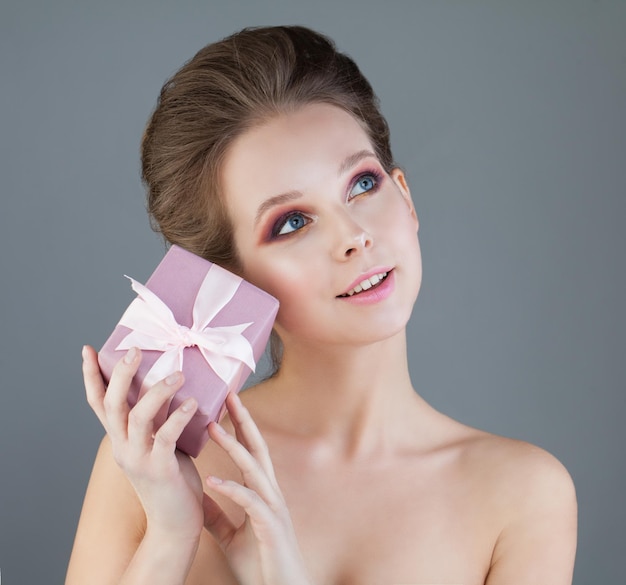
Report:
262,165,386,242
347,168,384,201
269,210,313,239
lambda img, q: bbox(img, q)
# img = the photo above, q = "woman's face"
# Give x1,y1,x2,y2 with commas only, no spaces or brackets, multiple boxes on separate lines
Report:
220,103,422,348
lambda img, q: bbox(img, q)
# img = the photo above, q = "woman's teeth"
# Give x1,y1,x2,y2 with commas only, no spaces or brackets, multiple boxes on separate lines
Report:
340,272,388,297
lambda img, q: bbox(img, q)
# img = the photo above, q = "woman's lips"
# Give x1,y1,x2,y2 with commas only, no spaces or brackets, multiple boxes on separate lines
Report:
337,271,389,297
337,267,394,298
337,269,395,304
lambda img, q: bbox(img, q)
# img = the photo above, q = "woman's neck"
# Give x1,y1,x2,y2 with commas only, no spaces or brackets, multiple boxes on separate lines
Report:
249,329,435,460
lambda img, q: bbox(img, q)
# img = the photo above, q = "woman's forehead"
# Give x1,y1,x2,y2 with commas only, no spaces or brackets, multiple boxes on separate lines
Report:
221,103,375,201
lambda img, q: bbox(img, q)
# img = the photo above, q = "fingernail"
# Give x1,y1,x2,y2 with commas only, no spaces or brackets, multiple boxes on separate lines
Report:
81,345,88,360
165,371,181,385
181,398,196,412
207,475,223,485
124,347,138,364
213,422,226,435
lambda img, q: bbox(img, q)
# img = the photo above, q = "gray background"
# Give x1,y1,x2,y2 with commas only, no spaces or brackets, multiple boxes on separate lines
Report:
1,1,624,583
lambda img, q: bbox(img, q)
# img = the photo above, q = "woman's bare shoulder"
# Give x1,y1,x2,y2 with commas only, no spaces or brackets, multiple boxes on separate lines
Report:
440,421,577,581
76,434,146,527
454,423,576,503
66,435,146,584
449,421,577,582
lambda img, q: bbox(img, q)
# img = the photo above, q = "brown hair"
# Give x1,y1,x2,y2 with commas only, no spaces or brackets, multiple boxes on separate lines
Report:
141,25,394,271
141,25,396,372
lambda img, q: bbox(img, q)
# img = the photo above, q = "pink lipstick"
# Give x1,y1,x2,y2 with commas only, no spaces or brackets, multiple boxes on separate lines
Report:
337,268,395,305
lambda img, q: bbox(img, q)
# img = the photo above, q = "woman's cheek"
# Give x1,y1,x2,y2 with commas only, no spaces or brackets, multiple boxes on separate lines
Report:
373,192,418,238
247,257,310,305
265,275,314,332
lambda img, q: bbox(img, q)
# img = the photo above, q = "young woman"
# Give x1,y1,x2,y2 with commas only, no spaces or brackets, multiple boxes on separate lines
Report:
66,26,577,585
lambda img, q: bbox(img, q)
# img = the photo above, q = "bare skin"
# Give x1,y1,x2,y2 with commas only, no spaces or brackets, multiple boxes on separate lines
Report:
67,104,577,584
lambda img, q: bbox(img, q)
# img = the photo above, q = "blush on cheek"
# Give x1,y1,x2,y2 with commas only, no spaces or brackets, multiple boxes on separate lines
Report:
245,263,305,307
268,272,307,303
268,272,320,332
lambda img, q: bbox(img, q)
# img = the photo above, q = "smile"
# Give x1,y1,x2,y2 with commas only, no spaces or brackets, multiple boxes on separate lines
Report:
338,271,389,297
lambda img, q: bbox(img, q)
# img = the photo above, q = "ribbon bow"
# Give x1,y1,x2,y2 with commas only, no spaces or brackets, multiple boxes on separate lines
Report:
115,265,255,392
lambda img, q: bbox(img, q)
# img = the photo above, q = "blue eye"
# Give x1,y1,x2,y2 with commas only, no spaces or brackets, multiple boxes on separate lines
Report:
275,212,309,236
349,173,380,199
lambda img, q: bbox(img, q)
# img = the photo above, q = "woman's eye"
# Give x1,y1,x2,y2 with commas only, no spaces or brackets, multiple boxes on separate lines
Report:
275,212,309,236
349,173,379,199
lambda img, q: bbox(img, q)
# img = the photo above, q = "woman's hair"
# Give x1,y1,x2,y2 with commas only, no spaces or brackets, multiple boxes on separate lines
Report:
141,25,394,269
141,25,395,371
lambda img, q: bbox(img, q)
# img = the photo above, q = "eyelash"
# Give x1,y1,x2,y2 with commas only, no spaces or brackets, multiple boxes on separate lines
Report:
348,169,383,200
268,168,384,240
269,210,310,239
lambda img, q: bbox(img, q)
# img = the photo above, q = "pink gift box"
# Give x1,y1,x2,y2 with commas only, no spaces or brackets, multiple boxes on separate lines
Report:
98,245,279,457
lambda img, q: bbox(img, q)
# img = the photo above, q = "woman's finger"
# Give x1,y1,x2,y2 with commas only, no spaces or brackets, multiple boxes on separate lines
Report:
201,491,237,549
127,371,184,452
205,476,278,540
204,476,311,585
208,421,282,509
225,393,279,488
150,395,197,461
101,347,141,441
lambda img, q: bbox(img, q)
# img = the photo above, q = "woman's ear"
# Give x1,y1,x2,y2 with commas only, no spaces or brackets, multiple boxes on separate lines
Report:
390,168,419,230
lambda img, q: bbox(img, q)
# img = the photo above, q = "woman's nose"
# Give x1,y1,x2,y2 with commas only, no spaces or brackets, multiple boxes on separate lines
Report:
332,214,373,260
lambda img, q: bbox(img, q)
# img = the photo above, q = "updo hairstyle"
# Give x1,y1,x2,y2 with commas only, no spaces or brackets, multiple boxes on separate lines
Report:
141,25,395,272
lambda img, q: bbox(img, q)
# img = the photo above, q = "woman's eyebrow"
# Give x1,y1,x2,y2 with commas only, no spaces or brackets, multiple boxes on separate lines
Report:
338,149,377,176
254,150,378,226
254,191,302,226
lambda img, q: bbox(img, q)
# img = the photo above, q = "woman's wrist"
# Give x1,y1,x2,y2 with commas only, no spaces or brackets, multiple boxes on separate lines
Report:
119,526,200,585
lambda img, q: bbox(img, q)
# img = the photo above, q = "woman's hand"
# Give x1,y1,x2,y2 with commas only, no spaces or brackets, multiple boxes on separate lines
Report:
203,392,313,585
82,345,206,544
83,344,311,584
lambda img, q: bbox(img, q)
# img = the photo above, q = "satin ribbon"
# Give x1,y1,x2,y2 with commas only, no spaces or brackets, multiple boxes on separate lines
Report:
115,265,256,393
